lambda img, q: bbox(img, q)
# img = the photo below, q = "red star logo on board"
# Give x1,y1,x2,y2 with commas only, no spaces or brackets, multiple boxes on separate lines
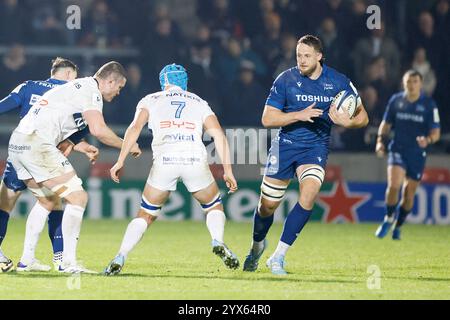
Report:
318,180,370,223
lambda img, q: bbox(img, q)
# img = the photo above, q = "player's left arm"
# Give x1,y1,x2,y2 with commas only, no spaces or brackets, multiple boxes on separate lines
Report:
72,141,99,164
416,128,441,148
57,127,90,157
0,83,26,114
110,108,149,183
329,78,370,128
0,95,21,114
417,105,441,148
329,102,369,129
204,114,238,193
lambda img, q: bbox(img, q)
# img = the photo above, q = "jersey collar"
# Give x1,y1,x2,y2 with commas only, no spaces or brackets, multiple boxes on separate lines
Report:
47,78,67,85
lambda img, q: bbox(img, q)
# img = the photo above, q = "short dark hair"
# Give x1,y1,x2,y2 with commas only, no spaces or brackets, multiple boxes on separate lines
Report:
297,35,324,62
51,57,78,76
94,61,127,80
403,69,423,81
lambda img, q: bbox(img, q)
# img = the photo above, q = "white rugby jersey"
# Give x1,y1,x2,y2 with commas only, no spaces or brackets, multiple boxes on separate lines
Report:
15,77,102,145
136,86,215,157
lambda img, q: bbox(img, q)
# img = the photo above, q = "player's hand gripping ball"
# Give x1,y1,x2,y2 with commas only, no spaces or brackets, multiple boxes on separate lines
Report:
332,90,358,119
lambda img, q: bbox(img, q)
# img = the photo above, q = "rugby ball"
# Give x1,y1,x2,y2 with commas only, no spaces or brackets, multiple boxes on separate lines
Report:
332,90,358,119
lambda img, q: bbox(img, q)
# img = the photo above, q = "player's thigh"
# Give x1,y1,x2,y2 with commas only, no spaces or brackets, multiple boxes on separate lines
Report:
387,165,406,190
21,178,57,211
191,181,225,212
192,181,219,204
40,171,86,207
0,180,22,212
259,175,290,215
142,183,171,206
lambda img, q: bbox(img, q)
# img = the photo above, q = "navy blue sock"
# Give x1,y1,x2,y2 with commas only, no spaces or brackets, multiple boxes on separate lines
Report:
48,210,64,254
280,202,312,246
395,206,410,228
386,205,397,217
0,209,10,246
252,208,274,242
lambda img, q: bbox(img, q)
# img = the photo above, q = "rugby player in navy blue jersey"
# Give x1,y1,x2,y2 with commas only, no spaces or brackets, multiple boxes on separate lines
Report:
0,58,95,272
243,35,369,275
375,70,440,240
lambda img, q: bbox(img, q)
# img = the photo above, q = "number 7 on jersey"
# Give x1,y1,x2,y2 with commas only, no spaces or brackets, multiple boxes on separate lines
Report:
171,101,186,118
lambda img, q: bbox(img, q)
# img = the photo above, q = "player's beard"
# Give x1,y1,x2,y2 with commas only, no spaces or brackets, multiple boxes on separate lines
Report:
300,63,318,77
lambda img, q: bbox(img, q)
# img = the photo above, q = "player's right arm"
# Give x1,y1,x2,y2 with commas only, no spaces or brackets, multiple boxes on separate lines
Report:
0,83,25,114
110,108,149,183
262,72,322,128
376,95,396,157
262,102,323,128
204,114,238,193
73,141,99,164
83,109,141,155
375,120,391,157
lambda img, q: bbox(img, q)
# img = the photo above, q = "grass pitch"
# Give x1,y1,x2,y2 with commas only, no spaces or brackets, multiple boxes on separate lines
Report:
1,219,449,300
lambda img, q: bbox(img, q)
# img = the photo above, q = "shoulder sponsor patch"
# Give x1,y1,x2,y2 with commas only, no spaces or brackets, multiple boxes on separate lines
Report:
433,108,440,123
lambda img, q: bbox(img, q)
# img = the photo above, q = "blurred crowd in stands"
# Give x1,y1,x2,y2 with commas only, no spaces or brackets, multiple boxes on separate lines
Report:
0,0,449,151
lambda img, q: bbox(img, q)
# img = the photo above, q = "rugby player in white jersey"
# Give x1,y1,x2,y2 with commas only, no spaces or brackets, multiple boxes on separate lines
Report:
103,63,239,275
8,61,141,273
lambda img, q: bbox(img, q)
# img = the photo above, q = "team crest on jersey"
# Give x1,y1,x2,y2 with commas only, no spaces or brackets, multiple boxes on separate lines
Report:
29,94,42,106
398,101,405,109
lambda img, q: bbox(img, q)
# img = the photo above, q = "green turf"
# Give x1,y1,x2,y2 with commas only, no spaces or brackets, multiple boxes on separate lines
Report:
1,219,449,299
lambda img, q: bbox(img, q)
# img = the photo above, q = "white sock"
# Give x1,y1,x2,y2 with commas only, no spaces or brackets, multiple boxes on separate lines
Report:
0,248,6,261
20,202,50,265
251,240,265,254
273,241,290,257
206,209,225,243
118,218,148,258
62,204,85,266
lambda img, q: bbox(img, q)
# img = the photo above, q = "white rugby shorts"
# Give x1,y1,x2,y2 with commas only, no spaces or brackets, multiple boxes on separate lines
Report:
8,131,75,183
147,153,214,192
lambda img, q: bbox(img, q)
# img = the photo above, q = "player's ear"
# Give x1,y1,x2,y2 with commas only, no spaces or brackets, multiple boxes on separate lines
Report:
317,52,323,62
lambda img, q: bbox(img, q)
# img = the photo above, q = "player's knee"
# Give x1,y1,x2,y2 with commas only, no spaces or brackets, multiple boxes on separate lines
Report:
260,179,287,204
137,209,157,225
200,193,222,213
387,185,400,195
70,190,88,207
298,165,325,186
258,198,279,216
37,197,56,211
0,193,15,213
0,202,11,214
140,196,162,218
50,175,85,202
